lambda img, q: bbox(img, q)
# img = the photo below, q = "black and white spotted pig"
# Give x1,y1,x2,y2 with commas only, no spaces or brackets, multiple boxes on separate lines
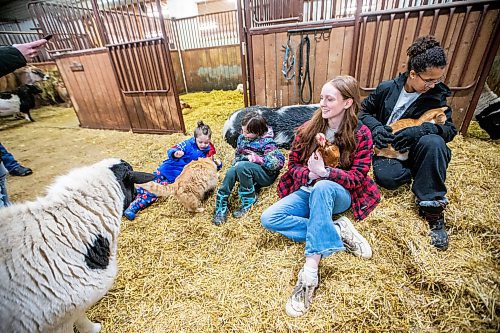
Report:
222,104,320,149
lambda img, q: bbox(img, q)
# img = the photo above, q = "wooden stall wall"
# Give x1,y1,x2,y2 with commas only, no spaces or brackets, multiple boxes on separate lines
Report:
251,26,354,107
245,1,499,132
55,48,181,134
170,45,242,94
355,8,500,131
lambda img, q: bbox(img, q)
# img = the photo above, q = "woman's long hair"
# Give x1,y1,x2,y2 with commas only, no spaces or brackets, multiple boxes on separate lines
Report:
293,75,360,168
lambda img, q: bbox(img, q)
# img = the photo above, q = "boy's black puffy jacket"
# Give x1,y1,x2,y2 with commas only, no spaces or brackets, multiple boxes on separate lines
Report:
359,73,457,143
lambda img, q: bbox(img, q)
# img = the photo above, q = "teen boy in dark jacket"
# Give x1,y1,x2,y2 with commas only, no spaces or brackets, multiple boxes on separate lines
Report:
359,36,457,251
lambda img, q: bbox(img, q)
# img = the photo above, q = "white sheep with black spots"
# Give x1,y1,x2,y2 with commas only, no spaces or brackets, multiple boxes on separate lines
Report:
0,84,43,121
0,158,154,333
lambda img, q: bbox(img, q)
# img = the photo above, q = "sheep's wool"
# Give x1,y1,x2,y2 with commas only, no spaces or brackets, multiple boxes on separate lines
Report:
0,158,126,333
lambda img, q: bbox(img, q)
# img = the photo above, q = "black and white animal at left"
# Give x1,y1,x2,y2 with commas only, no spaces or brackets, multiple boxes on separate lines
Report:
223,104,319,149
0,66,49,92
474,83,500,140
0,158,154,333
0,84,42,121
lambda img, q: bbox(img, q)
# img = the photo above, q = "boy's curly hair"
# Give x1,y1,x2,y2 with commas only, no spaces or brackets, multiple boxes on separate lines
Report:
406,35,447,73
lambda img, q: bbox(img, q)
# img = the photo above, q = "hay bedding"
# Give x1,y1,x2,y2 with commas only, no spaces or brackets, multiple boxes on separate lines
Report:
2,91,499,332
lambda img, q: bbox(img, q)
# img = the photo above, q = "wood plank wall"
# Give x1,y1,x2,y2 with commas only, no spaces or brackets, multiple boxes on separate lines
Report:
249,8,499,131
251,27,354,107
56,48,183,134
170,45,242,94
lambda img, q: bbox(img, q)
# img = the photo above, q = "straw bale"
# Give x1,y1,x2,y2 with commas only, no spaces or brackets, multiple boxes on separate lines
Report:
2,91,499,332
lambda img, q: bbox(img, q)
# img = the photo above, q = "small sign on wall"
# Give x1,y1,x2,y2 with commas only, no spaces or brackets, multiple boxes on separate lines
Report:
70,62,84,72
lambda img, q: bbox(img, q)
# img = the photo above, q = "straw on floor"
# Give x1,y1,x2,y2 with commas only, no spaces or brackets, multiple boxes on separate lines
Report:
3,90,498,332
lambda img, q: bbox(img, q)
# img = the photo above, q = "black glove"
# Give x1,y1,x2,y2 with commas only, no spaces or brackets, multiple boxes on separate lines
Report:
392,123,439,153
372,125,395,149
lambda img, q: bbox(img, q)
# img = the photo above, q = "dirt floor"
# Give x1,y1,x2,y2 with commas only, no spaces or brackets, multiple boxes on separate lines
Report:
1,92,499,332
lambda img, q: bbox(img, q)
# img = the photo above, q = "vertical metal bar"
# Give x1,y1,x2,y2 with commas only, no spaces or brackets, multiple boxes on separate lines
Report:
412,10,424,42
391,11,409,78
148,0,159,39
141,0,153,38
81,0,96,48
356,16,368,79
129,0,142,40
100,0,113,44
430,8,440,35
172,17,188,92
111,0,126,42
146,41,160,90
366,15,381,86
445,5,471,86
134,41,149,90
124,0,135,40
442,7,455,48
237,0,248,107
459,4,488,87
379,13,395,83
109,0,119,42
91,0,108,46
156,0,175,93
461,13,500,134
61,3,83,50
350,0,364,76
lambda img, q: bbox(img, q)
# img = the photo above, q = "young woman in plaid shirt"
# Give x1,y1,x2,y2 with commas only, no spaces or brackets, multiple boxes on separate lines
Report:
261,76,380,317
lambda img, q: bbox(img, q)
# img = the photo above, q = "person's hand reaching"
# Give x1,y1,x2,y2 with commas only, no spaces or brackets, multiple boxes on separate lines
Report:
12,39,48,60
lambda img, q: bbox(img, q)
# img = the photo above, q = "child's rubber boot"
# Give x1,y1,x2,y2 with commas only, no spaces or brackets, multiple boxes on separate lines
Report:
232,187,257,218
213,192,229,226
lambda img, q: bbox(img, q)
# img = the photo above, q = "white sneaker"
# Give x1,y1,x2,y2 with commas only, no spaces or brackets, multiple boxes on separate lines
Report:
334,216,372,259
285,268,318,317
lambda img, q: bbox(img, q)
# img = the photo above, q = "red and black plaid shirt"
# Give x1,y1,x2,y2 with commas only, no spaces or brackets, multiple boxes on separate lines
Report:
277,123,380,220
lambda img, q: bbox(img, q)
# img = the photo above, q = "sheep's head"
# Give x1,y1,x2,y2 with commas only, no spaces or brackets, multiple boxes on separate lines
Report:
315,133,327,147
110,160,155,213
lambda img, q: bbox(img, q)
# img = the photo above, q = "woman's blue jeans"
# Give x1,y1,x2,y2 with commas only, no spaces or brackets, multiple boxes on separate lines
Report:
261,180,351,257
0,162,9,208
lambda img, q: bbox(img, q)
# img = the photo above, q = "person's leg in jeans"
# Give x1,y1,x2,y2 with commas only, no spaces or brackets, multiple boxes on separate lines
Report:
0,162,9,207
372,156,412,190
261,180,355,317
409,134,452,250
0,143,32,176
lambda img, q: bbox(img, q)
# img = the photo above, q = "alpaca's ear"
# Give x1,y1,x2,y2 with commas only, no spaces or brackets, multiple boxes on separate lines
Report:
129,171,155,184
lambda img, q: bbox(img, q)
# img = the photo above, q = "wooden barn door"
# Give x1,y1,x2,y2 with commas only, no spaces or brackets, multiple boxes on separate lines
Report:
29,0,184,134
102,0,184,134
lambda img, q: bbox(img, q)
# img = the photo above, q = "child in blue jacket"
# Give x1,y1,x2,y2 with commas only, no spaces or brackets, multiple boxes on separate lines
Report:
125,121,222,220
213,111,285,225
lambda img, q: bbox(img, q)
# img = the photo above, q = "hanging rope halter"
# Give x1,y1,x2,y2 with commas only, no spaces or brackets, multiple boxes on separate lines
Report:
282,36,295,80
298,34,312,104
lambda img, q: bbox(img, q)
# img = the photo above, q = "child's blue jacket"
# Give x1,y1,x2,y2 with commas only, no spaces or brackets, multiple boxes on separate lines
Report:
156,137,220,183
